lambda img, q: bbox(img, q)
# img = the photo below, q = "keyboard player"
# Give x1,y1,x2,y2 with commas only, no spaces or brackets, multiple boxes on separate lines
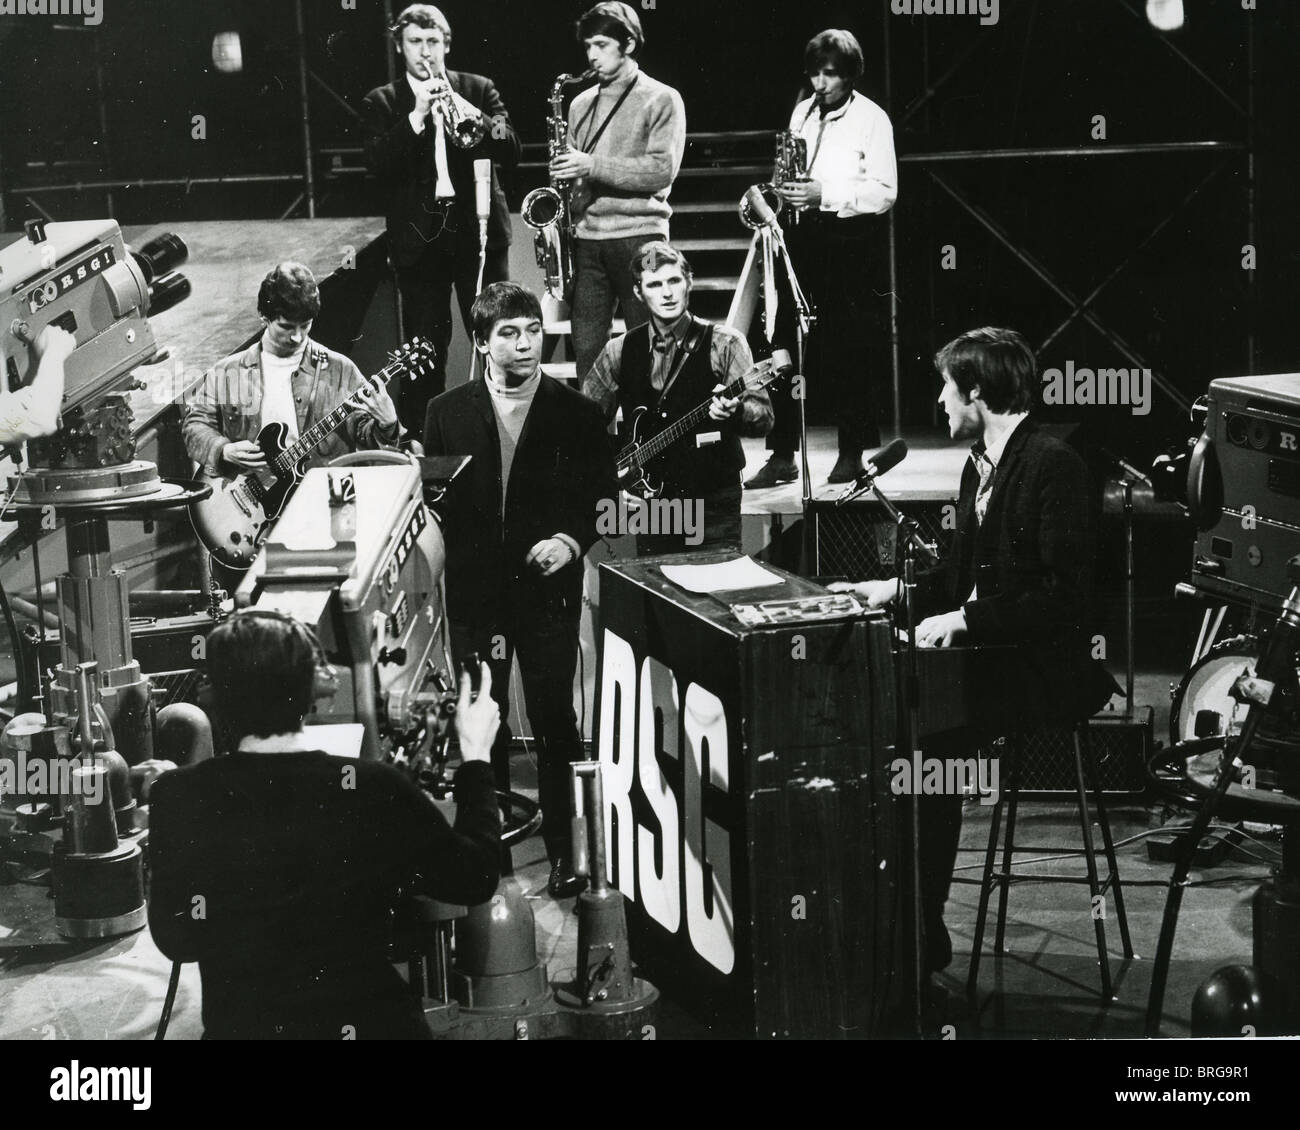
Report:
830,326,1117,986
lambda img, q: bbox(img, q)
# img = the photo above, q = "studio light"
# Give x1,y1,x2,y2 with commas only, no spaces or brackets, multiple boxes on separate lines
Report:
212,30,243,74
1146,0,1185,32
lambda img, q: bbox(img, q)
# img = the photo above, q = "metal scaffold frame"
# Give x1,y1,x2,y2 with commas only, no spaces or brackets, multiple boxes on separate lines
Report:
881,0,1255,433
3,0,395,226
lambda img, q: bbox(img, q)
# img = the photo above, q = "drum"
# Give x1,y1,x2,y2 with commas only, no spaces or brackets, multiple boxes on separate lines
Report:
1169,637,1260,745
1169,636,1300,791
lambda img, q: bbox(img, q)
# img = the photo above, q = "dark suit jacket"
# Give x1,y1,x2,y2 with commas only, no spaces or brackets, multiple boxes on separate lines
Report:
360,70,522,265
423,375,615,626
917,418,1116,725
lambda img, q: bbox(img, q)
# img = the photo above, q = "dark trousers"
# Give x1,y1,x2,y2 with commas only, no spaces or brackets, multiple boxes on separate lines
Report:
450,584,583,863
912,791,965,974
571,235,657,382
635,484,743,557
395,221,509,434
767,212,891,458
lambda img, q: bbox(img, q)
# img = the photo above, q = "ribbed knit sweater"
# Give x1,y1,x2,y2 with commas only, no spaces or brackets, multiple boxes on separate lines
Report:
567,63,686,241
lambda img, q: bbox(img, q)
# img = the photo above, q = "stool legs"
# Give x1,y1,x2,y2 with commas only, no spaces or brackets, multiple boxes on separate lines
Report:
1072,726,1115,999
966,756,1004,998
1078,726,1135,960
994,739,1022,953
968,724,1132,1001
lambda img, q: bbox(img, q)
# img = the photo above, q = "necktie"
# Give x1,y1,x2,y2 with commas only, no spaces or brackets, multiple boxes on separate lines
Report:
973,449,996,527
650,334,674,392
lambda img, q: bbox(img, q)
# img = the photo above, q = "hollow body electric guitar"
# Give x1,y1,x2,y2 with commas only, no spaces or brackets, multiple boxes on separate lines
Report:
190,338,434,567
616,349,791,499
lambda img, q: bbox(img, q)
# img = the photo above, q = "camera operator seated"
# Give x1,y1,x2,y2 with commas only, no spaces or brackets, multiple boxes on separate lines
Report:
0,326,75,446
146,609,501,1040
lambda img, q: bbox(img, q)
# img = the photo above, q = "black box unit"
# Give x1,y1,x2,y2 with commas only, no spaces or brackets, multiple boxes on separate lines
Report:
1012,707,1153,797
809,496,958,580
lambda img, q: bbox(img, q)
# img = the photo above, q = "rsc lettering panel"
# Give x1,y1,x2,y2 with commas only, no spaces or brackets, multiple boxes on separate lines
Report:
596,567,750,1030
593,558,902,1037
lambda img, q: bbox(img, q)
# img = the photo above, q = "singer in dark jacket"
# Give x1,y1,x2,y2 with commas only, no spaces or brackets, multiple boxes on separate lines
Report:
360,4,522,431
424,282,616,898
831,327,1117,978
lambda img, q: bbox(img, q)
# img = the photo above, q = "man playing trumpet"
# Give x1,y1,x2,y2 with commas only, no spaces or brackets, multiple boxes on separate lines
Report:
361,3,522,433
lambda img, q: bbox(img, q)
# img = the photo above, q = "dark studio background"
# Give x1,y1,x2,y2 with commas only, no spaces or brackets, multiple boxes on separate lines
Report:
0,0,1296,466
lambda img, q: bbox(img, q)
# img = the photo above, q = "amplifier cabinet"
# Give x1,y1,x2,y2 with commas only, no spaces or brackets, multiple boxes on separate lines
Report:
1013,708,1153,796
810,497,957,581
593,556,904,1038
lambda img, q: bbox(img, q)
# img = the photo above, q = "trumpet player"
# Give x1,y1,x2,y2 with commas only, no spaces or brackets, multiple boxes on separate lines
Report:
361,3,521,432
745,28,898,490
552,2,686,384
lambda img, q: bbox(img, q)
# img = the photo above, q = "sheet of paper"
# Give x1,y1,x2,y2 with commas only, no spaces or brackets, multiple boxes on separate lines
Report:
659,556,784,594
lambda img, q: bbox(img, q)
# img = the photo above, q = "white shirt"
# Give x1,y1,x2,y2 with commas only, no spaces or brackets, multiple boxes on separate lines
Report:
259,343,305,443
788,91,898,218
406,72,455,199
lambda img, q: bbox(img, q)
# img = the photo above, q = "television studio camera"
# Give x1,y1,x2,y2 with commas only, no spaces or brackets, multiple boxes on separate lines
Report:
0,217,193,938
1146,372,1300,1035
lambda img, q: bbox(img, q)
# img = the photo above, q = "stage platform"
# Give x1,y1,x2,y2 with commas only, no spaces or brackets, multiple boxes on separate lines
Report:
737,427,965,517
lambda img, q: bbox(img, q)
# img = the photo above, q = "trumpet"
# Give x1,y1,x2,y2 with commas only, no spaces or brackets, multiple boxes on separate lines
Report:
521,69,597,303
426,73,487,149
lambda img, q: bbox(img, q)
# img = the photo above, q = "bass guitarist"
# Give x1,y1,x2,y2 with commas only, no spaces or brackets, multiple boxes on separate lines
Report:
582,241,773,555
183,262,401,492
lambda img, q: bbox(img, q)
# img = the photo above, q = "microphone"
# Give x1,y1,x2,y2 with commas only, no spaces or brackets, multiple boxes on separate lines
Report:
743,185,785,240
835,438,908,505
1101,446,1153,487
474,158,492,250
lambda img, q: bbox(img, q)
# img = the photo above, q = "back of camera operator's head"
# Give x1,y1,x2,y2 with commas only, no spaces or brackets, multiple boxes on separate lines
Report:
206,610,322,742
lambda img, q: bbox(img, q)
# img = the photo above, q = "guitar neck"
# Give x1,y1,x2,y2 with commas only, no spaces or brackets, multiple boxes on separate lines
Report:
622,365,771,465
269,359,403,475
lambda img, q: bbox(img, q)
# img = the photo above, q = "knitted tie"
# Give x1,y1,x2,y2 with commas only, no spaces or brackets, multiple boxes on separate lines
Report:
972,447,996,527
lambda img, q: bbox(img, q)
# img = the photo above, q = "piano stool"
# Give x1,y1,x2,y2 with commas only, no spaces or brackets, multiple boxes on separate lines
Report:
966,721,1135,1001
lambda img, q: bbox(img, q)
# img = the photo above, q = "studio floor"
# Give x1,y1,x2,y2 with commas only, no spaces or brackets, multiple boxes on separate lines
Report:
0,672,1281,1041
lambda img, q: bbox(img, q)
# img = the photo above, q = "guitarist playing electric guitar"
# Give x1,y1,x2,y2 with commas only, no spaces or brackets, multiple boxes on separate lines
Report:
583,241,777,556
182,262,407,568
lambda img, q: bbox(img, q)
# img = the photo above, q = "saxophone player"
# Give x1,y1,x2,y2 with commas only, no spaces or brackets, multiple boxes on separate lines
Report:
550,2,686,384
744,28,898,490
360,3,521,433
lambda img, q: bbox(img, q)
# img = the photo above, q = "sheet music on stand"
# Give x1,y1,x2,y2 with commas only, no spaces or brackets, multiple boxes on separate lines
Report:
658,556,784,594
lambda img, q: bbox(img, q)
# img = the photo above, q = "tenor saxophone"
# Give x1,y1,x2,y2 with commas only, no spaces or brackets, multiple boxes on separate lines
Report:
521,70,596,303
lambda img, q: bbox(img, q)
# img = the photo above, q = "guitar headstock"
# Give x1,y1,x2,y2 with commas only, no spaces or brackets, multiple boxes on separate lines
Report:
388,337,438,381
744,348,795,391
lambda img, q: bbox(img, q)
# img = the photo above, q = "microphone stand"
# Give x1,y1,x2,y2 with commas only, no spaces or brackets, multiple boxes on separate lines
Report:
764,221,817,567
873,478,939,1036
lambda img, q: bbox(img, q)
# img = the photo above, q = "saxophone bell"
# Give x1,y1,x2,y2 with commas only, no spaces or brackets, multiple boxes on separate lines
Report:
523,70,597,303
738,183,784,231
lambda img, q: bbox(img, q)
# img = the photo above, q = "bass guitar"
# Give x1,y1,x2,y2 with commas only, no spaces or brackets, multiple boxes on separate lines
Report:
617,349,792,499
190,338,434,567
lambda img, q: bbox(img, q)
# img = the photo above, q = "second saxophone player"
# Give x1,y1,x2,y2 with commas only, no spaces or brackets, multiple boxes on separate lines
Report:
549,2,687,384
